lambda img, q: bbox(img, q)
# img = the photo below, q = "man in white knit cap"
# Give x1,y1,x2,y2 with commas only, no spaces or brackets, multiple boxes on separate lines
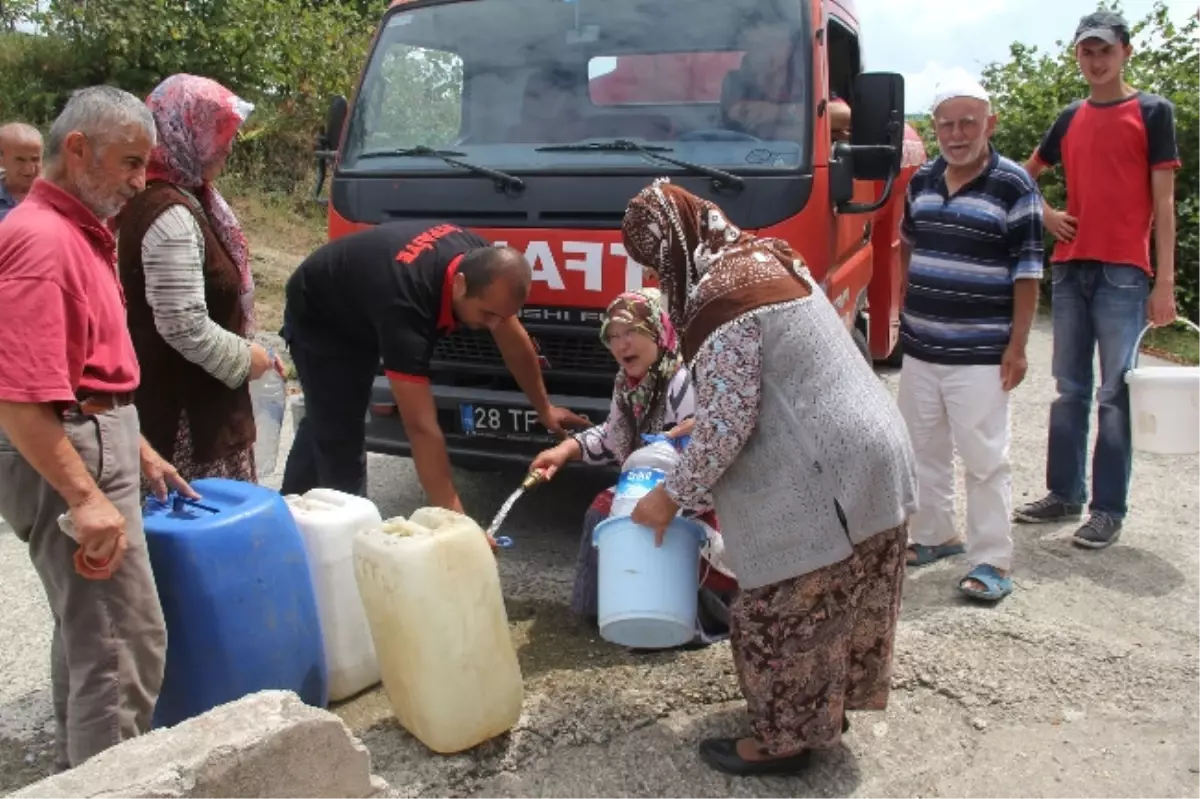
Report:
896,79,1044,602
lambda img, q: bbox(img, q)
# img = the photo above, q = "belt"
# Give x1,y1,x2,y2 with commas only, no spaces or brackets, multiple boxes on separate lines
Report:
71,392,136,416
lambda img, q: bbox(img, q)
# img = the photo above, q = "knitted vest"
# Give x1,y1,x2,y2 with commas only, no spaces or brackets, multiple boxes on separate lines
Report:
117,182,254,463
706,280,918,589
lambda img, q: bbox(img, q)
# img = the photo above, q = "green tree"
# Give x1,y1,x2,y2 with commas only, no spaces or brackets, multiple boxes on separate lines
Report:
0,0,36,31
979,1,1199,320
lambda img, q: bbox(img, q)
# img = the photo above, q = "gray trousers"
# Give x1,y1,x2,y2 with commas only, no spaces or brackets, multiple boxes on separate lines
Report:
0,405,167,769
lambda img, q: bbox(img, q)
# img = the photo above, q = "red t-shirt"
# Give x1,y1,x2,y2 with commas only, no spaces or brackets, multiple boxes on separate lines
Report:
1034,91,1181,274
0,179,140,403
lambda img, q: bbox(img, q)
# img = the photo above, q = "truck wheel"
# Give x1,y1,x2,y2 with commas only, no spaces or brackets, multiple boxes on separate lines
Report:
852,326,870,363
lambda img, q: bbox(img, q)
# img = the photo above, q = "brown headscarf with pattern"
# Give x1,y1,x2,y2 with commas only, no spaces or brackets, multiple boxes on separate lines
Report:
620,178,811,364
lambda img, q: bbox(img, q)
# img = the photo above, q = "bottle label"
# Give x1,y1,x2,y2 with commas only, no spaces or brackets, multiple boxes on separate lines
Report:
614,467,667,501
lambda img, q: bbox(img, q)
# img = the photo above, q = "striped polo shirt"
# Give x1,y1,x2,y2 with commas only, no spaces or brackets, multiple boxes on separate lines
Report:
899,148,1044,366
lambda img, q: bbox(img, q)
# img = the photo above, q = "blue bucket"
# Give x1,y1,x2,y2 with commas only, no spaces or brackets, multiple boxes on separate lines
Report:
592,515,706,649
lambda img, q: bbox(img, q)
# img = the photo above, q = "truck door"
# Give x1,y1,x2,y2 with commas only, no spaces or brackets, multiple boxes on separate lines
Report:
827,16,872,272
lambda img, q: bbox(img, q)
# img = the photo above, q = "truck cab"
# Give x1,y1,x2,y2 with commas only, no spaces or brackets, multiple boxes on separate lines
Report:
315,0,925,470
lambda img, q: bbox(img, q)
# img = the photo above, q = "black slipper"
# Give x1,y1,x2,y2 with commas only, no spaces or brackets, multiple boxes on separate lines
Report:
698,738,813,777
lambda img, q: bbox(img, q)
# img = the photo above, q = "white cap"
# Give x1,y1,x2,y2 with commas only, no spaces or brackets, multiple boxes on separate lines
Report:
931,79,990,115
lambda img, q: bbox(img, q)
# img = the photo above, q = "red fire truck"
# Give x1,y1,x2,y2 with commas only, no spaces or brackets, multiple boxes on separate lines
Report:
313,0,926,470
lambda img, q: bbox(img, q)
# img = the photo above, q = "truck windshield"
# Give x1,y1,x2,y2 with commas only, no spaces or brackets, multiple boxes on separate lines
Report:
341,0,811,175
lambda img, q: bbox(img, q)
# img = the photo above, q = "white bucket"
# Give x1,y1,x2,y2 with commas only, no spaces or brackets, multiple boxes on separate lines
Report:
1125,319,1200,456
592,515,705,650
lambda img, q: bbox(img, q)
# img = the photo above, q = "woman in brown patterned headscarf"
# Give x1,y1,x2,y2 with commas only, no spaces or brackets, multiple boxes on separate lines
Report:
624,179,918,777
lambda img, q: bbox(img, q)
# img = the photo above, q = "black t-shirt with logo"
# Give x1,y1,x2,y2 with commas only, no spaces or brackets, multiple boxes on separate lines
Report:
290,220,488,381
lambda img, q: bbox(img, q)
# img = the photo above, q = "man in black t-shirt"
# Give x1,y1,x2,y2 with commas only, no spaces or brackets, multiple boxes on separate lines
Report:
279,221,588,509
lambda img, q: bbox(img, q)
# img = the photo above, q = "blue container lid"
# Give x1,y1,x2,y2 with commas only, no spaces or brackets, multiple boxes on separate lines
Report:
144,493,223,520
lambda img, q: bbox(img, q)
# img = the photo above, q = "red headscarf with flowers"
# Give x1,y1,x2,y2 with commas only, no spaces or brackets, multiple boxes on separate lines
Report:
145,74,256,333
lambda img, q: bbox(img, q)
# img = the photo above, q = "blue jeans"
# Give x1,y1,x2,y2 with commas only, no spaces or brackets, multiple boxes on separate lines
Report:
1046,261,1149,518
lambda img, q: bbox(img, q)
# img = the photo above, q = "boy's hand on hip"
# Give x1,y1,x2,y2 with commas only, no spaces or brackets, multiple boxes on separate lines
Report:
1045,208,1078,243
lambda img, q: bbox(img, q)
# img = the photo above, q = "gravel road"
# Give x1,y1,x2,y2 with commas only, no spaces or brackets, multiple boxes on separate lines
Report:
2,317,1198,797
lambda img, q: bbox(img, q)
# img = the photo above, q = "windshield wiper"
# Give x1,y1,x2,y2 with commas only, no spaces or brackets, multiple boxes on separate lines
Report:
356,145,524,193
536,139,744,192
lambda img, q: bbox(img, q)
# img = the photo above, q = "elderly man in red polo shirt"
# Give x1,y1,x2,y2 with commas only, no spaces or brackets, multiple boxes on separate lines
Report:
0,85,195,771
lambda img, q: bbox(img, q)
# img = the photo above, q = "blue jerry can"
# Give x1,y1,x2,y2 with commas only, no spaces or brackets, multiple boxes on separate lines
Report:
143,478,328,728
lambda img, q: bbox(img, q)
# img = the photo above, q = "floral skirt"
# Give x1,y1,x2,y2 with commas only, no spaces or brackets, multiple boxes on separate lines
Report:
730,524,907,755
141,412,256,497
570,487,737,646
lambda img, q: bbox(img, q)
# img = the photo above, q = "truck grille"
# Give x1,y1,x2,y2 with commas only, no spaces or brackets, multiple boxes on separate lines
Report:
432,329,613,373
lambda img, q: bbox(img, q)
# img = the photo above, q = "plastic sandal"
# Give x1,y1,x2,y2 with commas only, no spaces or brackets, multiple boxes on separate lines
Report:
958,564,1013,602
907,542,966,567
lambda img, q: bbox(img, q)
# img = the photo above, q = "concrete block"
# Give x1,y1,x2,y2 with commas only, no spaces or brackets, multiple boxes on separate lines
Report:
12,691,391,798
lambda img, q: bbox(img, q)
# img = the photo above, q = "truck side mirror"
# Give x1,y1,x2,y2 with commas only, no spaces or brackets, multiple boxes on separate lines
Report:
322,95,348,154
314,95,348,203
849,72,904,181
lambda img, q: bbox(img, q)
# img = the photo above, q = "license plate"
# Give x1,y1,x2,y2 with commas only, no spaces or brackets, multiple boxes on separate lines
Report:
459,403,553,440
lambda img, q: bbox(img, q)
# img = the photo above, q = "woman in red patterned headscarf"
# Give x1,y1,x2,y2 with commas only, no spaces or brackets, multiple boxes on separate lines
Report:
117,74,282,486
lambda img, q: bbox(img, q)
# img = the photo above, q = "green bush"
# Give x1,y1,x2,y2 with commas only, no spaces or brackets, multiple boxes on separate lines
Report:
0,0,376,194
0,31,95,124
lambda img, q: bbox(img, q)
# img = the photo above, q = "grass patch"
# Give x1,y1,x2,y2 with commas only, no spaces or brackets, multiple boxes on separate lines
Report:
225,185,327,334
1140,322,1200,365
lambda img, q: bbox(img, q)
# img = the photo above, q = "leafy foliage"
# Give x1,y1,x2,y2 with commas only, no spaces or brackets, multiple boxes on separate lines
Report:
0,0,36,31
1,0,377,191
979,1,1198,320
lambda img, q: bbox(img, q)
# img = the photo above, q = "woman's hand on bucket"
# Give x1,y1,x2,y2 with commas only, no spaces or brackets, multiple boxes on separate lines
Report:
632,485,679,547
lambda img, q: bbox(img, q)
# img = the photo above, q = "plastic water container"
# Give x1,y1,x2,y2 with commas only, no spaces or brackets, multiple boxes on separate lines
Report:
284,489,383,702
1126,319,1200,455
609,434,682,517
592,515,706,649
352,507,524,754
249,363,286,476
142,478,327,729
290,393,306,436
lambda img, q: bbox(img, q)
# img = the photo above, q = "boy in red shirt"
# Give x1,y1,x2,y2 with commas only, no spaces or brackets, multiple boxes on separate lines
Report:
1016,10,1180,549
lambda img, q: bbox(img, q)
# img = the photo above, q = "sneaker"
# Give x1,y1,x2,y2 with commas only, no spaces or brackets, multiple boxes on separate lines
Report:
1014,495,1084,524
1072,514,1123,550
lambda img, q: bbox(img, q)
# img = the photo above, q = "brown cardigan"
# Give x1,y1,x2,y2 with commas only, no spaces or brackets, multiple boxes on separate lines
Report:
117,182,255,463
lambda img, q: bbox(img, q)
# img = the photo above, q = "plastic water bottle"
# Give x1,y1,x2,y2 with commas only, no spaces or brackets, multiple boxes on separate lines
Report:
248,349,286,477
609,434,683,518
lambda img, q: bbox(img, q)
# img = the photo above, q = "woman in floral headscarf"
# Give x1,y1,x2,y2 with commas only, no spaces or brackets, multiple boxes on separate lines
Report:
622,179,918,776
530,287,736,648
117,74,282,485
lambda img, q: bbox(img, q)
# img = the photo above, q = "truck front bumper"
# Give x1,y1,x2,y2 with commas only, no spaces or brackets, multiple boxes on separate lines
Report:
363,377,614,471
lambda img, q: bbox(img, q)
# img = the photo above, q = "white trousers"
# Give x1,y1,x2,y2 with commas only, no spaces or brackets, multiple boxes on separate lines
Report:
897,357,1014,571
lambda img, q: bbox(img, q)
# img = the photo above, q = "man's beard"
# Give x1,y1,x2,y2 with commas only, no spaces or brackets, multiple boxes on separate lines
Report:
942,139,988,168
76,160,132,220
